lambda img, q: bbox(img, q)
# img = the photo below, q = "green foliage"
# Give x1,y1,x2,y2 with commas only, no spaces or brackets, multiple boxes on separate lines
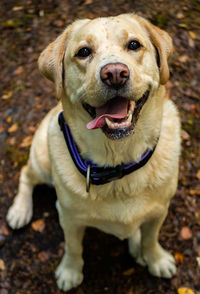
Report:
151,14,168,28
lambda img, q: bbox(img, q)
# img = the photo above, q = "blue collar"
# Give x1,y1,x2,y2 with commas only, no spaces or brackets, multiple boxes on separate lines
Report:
58,112,157,191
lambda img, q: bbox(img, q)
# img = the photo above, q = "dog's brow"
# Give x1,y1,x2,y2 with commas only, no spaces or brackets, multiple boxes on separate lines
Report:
115,28,129,41
86,34,95,43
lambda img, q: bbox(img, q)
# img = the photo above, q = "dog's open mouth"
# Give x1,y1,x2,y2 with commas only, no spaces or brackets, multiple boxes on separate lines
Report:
83,90,150,140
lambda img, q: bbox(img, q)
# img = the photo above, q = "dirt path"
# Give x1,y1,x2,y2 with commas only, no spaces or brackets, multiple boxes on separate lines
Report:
0,1,200,293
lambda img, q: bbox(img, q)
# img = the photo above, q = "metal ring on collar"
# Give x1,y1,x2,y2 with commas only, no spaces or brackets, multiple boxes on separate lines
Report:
86,164,91,192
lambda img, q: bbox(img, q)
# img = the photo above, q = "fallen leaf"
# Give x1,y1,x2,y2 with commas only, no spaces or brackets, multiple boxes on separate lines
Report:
178,55,189,63
0,259,5,270
12,6,23,11
197,257,200,267
38,251,49,262
179,23,188,29
195,210,200,224
28,126,36,132
6,116,12,123
123,268,135,276
2,91,13,100
181,130,190,141
188,31,197,40
31,219,45,233
188,37,195,48
20,136,33,148
85,0,93,4
39,10,44,17
4,19,22,28
0,125,6,133
8,123,18,133
177,287,195,294
196,170,200,180
190,188,200,196
176,12,184,19
190,104,197,114
174,252,184,264
13,66,24,75
180,227,192,240
6,137,16,146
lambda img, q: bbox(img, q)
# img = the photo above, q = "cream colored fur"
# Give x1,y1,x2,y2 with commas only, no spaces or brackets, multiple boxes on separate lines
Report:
7,14,180,291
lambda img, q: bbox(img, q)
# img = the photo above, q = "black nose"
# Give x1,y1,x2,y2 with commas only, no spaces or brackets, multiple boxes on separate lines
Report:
100,63,130,89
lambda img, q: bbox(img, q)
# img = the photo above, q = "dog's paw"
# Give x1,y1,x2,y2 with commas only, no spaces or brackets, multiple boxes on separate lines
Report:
6,199,32,229
55,264,83,291
148,251,176,279
142,245,176,279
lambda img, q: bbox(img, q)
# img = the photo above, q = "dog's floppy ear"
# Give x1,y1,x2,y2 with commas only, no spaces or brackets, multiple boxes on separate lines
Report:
137,17,173,85
38,27,71,99
38,19,90,99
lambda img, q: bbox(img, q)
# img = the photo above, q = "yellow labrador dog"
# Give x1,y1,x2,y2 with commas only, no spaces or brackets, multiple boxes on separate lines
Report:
7,13,180,291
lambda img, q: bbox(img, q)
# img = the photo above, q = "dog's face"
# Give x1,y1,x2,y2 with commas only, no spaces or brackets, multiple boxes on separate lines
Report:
39,14,173,140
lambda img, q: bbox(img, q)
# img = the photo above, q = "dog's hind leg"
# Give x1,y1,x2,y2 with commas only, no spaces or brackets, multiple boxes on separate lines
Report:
7,110,53,229
128,228,146,266
6,165,34,229
7,152,51,229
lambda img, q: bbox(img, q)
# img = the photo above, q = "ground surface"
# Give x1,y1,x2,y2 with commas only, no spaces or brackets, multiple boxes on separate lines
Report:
0,0,200,293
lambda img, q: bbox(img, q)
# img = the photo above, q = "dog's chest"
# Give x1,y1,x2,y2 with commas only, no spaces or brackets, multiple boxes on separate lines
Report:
70,194,155,240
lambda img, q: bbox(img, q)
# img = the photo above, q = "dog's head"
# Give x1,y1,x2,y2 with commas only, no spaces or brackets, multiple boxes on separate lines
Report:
39,14,173,140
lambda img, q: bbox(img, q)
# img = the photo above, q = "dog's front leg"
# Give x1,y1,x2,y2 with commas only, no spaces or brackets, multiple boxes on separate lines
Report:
55,200,85,291
7,165,33,229
138,209,176,279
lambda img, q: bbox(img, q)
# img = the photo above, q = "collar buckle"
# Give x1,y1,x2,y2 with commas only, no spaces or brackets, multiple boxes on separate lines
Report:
86,164,91,192
104,164,124,183
90,164,124,185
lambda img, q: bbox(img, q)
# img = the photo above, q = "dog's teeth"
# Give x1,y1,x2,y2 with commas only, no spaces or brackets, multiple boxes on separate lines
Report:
130,101,135,112
105,117,112,127
128,101,135,115
127,113,132,122
105,116,132,130
127,101,135,117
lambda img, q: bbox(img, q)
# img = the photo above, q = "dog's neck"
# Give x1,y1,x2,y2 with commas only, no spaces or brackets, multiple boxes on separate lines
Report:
61,86,165,167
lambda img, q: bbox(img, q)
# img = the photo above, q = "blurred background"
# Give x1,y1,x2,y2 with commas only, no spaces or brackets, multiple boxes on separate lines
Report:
0,1,200,293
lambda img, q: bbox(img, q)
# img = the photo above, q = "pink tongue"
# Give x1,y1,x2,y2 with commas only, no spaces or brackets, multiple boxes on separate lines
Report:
87,97,129,130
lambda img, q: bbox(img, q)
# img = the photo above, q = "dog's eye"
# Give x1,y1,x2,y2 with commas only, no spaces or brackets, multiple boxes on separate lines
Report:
128,40,141,51
76,47,92,58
